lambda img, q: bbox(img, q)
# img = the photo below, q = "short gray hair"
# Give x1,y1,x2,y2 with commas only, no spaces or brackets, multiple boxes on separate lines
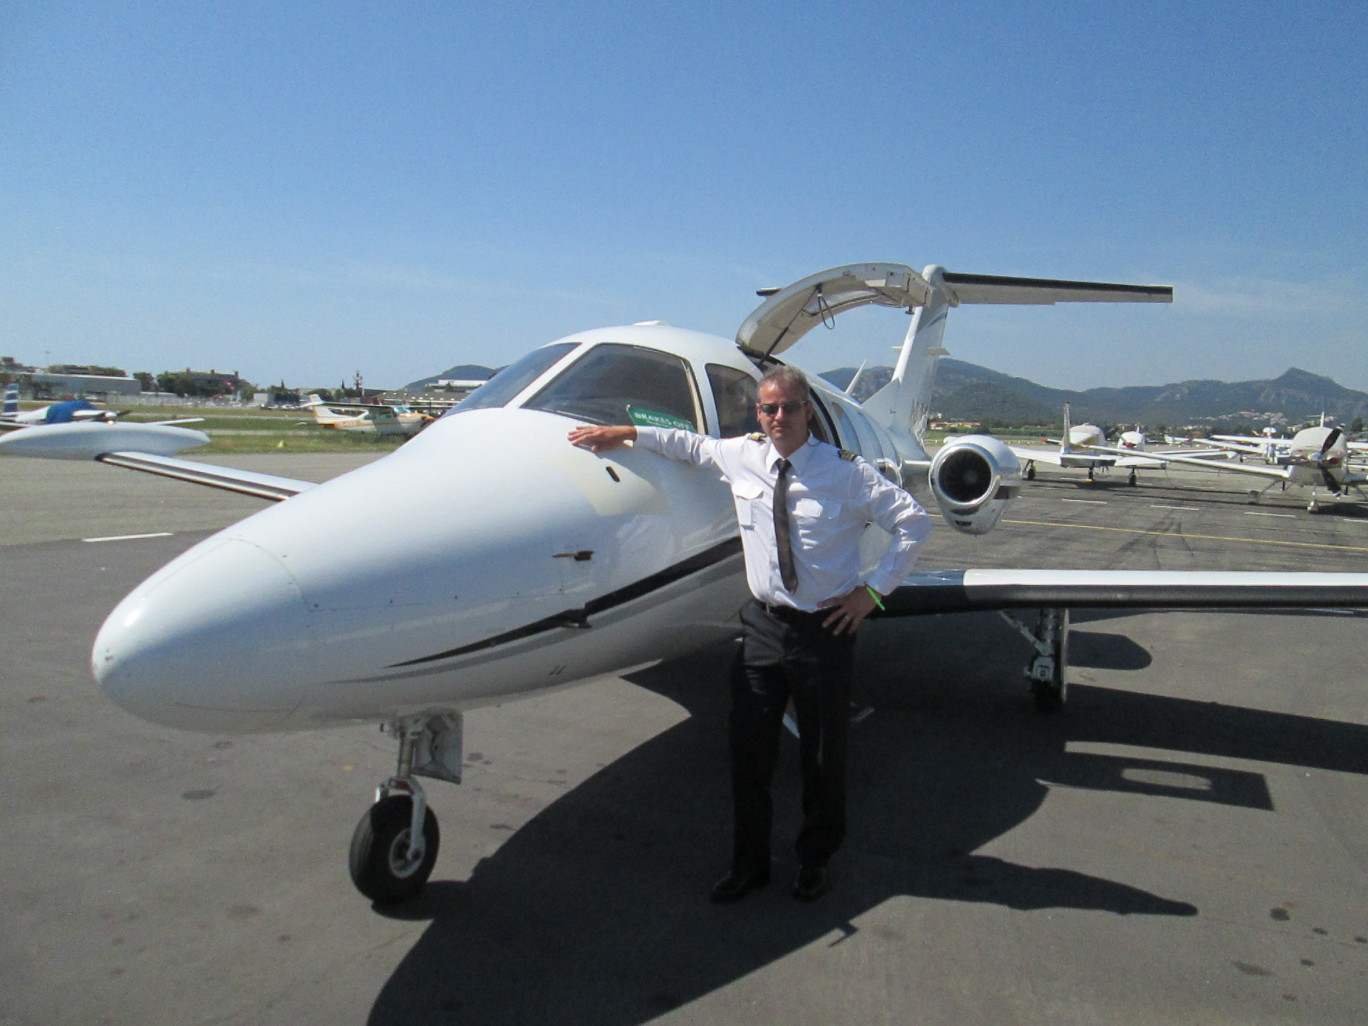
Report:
758,365,811,400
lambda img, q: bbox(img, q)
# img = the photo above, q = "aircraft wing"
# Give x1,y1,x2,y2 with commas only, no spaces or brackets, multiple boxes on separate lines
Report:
1005,444,1155,469
1007,445,1088,468
1093,444,1294,482
0,423,313,500
94,453,314,501
881,568,1368,615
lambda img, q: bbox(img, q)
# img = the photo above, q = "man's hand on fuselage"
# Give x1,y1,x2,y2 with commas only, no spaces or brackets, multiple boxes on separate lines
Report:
568,424,637,452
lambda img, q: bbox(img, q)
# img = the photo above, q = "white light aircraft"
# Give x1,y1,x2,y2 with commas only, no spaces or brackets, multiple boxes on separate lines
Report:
1102,423,1368,512
303,394,429,436
1009,403,1219,486
10,262,1368,904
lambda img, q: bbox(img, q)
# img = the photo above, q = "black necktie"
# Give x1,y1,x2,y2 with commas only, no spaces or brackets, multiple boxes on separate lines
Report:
773,458,799,593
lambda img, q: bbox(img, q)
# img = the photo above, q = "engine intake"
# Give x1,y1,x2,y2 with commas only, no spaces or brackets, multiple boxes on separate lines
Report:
928,435,1023,535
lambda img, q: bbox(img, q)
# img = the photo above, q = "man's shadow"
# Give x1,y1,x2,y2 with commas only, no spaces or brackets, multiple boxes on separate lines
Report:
367,612,1366,1025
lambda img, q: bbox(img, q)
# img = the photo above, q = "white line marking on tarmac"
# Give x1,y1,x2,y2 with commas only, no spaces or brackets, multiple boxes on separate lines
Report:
1061,498,1107,505
1241,511,1295,519
1151,504,1200,511
82,532,174,543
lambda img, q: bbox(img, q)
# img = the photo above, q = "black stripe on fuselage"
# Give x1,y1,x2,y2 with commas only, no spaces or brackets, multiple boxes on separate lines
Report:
387,537,744,668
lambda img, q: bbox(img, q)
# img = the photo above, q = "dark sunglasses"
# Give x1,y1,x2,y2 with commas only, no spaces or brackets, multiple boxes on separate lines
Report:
757,400,808,416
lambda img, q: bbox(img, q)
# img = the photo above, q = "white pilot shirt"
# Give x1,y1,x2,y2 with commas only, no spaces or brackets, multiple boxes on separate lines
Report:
635,428,932,610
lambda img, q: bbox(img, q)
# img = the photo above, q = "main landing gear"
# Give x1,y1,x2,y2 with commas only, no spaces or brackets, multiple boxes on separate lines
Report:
349,713,463,903
998,607,1070,712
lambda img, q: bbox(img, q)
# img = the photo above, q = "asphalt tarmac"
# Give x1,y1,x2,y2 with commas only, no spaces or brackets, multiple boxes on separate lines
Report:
3,453,1367,1025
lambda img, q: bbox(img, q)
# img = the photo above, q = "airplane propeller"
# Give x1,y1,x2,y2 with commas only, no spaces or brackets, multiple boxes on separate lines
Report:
1315,428,1343,492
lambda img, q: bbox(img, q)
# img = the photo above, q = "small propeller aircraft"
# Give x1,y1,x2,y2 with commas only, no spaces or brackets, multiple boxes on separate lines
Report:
1101,423,1368,511
1,383,123,428
8,261,1368,904
301,394,430,436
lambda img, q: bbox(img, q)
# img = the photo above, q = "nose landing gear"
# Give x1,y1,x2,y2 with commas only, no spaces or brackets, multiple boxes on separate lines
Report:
349,712,463,903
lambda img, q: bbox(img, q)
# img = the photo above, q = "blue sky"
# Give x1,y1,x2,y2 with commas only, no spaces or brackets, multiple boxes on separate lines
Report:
3,1,1365,392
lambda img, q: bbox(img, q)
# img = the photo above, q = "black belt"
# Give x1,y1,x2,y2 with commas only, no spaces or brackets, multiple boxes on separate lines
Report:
754,599,825,624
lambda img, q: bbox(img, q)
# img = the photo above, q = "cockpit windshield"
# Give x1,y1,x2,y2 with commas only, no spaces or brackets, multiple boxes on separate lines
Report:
446,342,578,415
523,343,702,430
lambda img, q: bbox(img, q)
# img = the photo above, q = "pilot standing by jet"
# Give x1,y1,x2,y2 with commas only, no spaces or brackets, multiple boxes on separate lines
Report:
569,366,931,902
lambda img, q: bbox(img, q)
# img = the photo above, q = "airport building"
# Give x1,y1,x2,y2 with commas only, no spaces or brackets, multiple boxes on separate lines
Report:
2,359,141,399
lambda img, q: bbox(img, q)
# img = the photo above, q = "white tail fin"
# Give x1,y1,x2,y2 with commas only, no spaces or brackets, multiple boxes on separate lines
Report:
860,267,1171,446
862,266,956,445
1061,402,1075,454
3,384,18,418
738,263,1171,448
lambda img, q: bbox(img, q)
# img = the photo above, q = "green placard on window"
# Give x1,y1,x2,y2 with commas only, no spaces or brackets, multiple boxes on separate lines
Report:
628,406,694,430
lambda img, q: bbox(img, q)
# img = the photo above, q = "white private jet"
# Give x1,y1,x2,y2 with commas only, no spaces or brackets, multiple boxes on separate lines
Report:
302,394,430,437
1100,422,1368,512
9,262,1368,904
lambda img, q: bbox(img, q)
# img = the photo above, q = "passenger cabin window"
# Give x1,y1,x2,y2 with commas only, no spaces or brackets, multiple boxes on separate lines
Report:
448,342,578,415
706,364,760,437
524,343,702,430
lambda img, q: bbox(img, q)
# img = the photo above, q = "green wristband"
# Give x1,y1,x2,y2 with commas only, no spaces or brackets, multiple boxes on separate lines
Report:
865,585,885,610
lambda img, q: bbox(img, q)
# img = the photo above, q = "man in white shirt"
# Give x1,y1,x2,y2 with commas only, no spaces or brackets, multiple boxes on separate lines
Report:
570,366,931,902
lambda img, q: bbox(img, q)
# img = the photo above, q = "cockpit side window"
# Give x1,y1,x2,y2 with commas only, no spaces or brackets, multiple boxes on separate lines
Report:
806,392,837,445
706,364,760,437
446,342,578,415
524,343,702,430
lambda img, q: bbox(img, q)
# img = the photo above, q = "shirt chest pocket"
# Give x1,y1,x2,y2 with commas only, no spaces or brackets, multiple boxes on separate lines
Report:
734,483,764,530
793,497,833,520
792,496,844,547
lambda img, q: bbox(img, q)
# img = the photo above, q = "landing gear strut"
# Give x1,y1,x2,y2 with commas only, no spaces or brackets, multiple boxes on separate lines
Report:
349,712,463,903
999,607,1070,712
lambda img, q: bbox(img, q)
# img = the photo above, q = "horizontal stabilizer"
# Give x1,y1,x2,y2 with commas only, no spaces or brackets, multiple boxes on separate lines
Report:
941,273,1173,306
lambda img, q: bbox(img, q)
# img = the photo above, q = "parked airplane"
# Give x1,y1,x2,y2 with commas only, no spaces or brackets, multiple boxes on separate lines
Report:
10,262,1368,904
302,394,429,437
1202,419,1368,465
0,383,210,456
1009,403,1219,485
1,384,121,429
1102,423,1368,512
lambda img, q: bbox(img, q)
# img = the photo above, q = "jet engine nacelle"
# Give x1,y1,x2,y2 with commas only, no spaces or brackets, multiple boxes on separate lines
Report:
927,434,1023,536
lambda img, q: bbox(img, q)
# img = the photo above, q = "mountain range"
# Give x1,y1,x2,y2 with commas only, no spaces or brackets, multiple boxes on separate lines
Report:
409,361,1368,430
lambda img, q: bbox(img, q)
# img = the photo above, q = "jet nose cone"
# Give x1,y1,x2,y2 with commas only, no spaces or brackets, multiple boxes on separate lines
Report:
94,538,311,732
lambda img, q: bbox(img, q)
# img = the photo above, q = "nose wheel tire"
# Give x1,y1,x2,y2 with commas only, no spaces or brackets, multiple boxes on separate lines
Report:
349,794,440,903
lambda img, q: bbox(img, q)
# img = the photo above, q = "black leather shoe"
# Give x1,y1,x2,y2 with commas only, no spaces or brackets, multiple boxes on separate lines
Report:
710,866,770,903
793,863,830,902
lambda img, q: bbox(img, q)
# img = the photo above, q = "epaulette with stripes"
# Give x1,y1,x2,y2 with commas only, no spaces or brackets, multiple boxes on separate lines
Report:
838,449,858,461
747,432,765,441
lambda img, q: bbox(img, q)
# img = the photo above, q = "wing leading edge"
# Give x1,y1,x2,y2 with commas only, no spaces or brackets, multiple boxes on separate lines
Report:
882,569,1368,616
95,452,314,501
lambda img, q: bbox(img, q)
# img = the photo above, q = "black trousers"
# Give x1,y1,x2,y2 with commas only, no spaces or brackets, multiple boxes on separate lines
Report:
729,598,857,872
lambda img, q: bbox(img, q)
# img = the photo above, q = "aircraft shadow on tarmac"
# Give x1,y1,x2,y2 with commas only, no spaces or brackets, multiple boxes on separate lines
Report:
367,611,1368,1026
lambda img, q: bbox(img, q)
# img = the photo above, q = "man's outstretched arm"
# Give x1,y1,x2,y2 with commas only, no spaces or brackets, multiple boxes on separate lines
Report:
568,424,637,452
